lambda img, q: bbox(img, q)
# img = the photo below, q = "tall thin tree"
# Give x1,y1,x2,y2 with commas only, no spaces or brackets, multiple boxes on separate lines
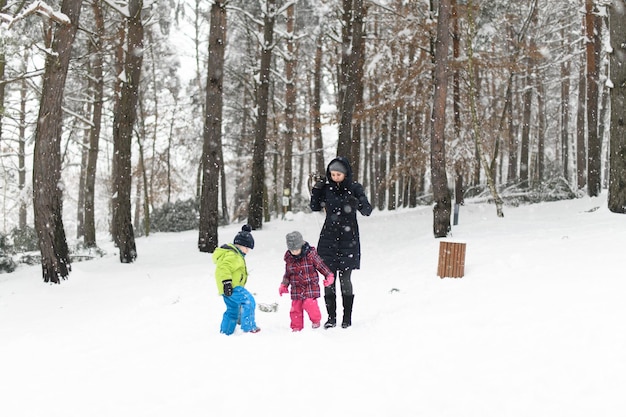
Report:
32,0,83,283
608,0,626,213
560,29,571,181
198,0,227,253
430,0,452,237
0,0,6,144
112,0,143,263
467,0,504,217
312,32,325,175
83,0,105,248
337,0,364,159
576,32,587,190
283,2,296,210
248,0,276,230
585,0,601,196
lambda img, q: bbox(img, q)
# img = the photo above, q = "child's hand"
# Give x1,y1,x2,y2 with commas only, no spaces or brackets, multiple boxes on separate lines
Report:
223,280,233,296
323,274,334,287
278,284,289,296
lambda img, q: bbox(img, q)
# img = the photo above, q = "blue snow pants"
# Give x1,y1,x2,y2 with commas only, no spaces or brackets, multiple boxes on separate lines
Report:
220,286,257,335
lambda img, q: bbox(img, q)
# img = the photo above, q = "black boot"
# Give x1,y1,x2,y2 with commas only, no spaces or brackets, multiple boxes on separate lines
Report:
324,295,336,328
342,294,354,328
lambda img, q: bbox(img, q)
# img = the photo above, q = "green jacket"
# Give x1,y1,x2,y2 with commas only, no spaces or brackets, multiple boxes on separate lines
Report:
212,244,248,295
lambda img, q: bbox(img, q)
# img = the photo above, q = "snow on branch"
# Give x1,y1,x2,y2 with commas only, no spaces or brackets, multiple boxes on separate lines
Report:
101,0,130,18
5,1,71,30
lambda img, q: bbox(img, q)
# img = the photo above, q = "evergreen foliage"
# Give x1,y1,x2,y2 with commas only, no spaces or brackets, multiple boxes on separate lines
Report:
10,226,39,252
150,199,199,232
0,232,17,273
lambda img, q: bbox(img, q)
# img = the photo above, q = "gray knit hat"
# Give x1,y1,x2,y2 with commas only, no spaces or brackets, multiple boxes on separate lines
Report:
328,160,347,175
286,231,305,251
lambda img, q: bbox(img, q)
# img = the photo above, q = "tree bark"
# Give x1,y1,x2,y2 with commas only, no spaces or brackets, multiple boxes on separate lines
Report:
560,33,571,181
430,0,452,237
18,52,28,229
586,0,601,196
0,0,6,144
377,118,387,210
466,0,504,217
388,108,398,211
248,0,276,230
84,0,104,247
519,72,532,185
537,81,546,184
576,32,587,190
112,0,143,263
199,0,227,252
312,33,325,175
32,0,83,283
608,0,626,213
337,0,364,159
283,2,296,210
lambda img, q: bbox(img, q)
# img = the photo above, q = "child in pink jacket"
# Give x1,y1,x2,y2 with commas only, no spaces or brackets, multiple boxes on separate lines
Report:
279,231,334,331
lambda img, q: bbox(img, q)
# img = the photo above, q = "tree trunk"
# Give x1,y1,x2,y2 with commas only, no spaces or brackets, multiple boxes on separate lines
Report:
350,2,367,178
283,2,296,210
520,61,533,187
77,102,89,239
0,0,6,144
336,0,352,125
576,34,587,190
32,0,83,283
18,52,28,229
586,0,601,196
199,0,227,252
248,0,276,230
451,0,461,138
377,119,387,210
560,35,571,181
312,33,325,175
608,0,626,213
136,133,150,235
430,0,452,237
388,108,397,211
467,0,504,218
537,81,546,184
506,76,517,184
83,0,104,247
337,0,364,159
112,0,143,263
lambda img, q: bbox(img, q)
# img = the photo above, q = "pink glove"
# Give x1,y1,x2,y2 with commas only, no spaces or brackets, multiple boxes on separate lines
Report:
323,274,334,287
278,284,289,296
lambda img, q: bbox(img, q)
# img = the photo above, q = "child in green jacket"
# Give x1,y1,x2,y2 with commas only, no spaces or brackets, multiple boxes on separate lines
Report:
212,225,260,335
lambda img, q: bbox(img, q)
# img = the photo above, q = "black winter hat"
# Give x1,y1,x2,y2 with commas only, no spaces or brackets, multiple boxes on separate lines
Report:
233,224,255,249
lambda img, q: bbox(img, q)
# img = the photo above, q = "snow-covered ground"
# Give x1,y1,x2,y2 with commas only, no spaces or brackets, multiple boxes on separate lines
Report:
1,194,624,417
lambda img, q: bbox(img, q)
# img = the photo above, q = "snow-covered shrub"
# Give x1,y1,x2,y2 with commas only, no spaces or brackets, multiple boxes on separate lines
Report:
69,242,106,263
0,254,17,273
150,198,199,232
0,234,17,273
10,226,39,252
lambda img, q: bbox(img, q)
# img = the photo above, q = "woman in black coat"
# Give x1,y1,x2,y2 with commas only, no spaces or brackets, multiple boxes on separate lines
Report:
310,156,372,328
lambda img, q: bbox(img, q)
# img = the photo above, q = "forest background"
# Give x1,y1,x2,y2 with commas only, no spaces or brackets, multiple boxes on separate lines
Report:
1,0,626,282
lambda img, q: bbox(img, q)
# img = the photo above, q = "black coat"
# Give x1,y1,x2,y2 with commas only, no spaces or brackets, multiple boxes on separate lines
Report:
310,157,372,272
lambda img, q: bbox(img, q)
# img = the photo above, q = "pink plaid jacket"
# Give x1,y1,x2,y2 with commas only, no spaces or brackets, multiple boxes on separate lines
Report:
282,244,333,300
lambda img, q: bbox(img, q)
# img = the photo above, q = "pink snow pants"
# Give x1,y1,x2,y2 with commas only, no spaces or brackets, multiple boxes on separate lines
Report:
290,298,321,331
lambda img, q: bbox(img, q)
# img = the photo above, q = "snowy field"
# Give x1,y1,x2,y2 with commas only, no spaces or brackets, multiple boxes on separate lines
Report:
1,193,625,417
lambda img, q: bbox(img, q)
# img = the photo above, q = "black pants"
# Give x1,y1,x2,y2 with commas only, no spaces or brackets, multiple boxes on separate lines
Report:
324,269,353,297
